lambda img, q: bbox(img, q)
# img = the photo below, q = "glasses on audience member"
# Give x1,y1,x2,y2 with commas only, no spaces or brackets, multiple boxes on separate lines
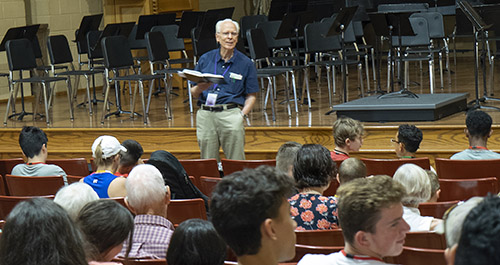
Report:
442,201,461,238
390,139,401,144
218,31,238,37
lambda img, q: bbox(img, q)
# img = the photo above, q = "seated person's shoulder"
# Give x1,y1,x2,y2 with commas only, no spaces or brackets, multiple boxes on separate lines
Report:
108,176,127,197
298,252,341,265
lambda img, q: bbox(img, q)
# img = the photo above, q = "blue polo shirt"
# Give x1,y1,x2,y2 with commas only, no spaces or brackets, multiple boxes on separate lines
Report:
193,48,259,106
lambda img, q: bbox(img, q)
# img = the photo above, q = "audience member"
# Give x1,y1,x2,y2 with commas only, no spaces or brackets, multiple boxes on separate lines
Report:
337,157,366,185
76,200,134,262
148,150,209,205
11,126,68,184
289,144,339,230
425,170,441,202
118,164,174,259
116,139,144,177
82,135,127,198
434,197,484,265
211,166,296,265
331,116,364,161
167,219,227,265
454,195,500,265
298,175,410,265
393,124,423,159
276,141,302,178
451,110,500,159
54,182,99,221
393,164,442,231
0,198,88,265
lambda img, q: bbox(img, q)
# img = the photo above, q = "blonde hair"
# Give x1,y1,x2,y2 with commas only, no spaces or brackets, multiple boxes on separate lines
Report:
393,164,431,206
93,142,115,168
333,116,364,147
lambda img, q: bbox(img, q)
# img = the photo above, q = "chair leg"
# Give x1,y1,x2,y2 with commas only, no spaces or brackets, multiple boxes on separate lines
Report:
41,83,50,125
3,82,17,125
326,65,332,108
139,81,147,124
429,59,435,94
84,75,92,115
358,63,364,98
364,54,370,92
66,78,74,121
165,75,173,119
101,79,111,124
187,80,193,114
490,56,495,96
290,71,299,113
131,81,138,119
267,77,276,122
439,51,444,89
146,79,155,117
404,61,409,90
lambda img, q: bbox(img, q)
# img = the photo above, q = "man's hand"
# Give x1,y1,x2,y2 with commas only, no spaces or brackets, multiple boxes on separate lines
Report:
190,82,213,98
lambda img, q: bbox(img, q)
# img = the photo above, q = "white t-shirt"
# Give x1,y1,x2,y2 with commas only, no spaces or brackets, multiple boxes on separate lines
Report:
403,206,434,232
297,251,391,265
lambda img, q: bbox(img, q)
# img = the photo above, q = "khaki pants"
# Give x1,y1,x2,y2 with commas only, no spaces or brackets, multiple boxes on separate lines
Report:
196,107,245,161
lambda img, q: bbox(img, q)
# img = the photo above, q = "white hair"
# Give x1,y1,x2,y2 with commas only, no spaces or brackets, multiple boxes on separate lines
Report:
126,164,166,213
215,18,240,34
393,163,431,206
54,182,99,221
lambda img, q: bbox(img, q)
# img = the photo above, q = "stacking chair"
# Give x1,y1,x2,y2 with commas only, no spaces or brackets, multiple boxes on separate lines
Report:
3,39,73,125
221,159,276,176
390,246,446,265
255,21,297,60
418,200,459,219
199,176,221,197
438,177,499,202
295,229,344,246
0,195,54,220
100,35,163,124
145,31,185,119
45,158,90,176
360,157,430,176
47,35,104,115
178,158,220,178
5,175,65,196
151,25,193,66
292,245,344,262
166,198,208,225
435,158,500,181
404,232,447,249
240,15,268,51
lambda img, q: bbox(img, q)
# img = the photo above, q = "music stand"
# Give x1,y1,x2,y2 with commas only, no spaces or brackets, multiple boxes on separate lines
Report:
368,12,391,95
135,13,176,40
275,11,315,66
0,24,41,121
75,14,103,44
324,6,358,106
197,7,235,40
178,11,205,39
458,0,497,110
376,11,417,99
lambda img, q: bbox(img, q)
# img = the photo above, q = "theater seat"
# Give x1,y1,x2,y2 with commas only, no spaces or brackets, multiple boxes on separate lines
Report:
221,159,276,176
390,246,446,265
292,244,344,262
438,177,499,202
404,231,446,249
199,176,221,197
295,229,344,246
418,200,459,219
179,158,220,178
5,175,65,196
167,198,207,225
360,158,431,176
0,195,54,220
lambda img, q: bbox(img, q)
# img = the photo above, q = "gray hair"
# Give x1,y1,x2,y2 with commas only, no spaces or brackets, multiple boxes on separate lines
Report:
215,18,240,34
126,164,166,213
393,163,431,206
276,141,302,175
54,182,99,221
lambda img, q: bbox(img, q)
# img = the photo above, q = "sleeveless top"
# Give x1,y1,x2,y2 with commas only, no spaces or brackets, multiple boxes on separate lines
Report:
83,172,118,198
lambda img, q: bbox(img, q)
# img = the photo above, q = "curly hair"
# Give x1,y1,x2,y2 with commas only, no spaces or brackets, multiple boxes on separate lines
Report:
397,124,423,153
466,110,492,138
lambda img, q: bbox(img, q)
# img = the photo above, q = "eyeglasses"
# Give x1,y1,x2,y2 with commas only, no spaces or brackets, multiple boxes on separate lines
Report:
390,139,401,144
442,202,459,241
218,31,238,37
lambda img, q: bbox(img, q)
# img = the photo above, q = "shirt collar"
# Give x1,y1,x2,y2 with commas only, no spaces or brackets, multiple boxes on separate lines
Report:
217,48,237,64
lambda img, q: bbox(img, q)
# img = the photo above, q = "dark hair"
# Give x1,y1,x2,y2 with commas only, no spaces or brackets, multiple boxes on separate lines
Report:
276,141,302,174
19,126,48,158
293,144,336,190
76,200,134,261
466,110,492,138
338,158,366,185
397,124,423,153
336,175,406,244
455,195,500,265
0,198,88,265
167,219,227,265
210,166,294,256
120,139,143,167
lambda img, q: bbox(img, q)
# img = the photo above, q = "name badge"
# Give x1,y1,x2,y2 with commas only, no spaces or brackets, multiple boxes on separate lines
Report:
206,93,218,106
230,72,243,80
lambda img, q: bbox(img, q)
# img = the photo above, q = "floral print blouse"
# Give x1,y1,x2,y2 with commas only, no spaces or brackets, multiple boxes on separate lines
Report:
288,193,339,230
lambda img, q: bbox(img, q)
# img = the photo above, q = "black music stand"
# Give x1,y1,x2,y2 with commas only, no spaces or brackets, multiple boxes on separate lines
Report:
376,11,417,99
458,0,497,110
0,25,41,121
275,10,315,66
178,11,205,39
368,12,390,95
196,7,234,40
135,13,176,40
324,6,358,108
268,0,308,21
74,14,102,45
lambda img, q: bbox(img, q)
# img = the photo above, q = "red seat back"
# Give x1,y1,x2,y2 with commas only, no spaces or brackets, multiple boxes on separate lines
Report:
438,177,499,202
361,158,430,176
221,159,276,176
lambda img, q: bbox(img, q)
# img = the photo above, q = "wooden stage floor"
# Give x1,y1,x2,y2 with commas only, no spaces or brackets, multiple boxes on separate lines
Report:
1,56,500,161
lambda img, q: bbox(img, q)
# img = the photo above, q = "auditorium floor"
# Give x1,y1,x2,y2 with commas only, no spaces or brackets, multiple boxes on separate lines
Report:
2,55,500,129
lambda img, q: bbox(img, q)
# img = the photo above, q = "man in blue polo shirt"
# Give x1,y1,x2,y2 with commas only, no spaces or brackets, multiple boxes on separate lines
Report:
190,18,259,161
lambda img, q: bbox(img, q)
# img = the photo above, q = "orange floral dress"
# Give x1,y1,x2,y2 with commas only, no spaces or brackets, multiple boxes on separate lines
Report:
288,193,339,230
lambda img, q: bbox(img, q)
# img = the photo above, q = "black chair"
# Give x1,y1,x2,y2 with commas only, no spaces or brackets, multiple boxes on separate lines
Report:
47,35,104,115
240,15,268,50
190,26,218,64
3,38,72,125
247,27,306,116
100,35,163,124
127,24,149,74
151,25,193,66
145,31,185,119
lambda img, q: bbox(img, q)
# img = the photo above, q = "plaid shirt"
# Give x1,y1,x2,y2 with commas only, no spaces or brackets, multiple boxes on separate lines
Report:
118,215,175,259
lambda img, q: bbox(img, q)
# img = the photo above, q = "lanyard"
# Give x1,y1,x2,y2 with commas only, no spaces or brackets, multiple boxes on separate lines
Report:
469,146,488,150
212,54,231,90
